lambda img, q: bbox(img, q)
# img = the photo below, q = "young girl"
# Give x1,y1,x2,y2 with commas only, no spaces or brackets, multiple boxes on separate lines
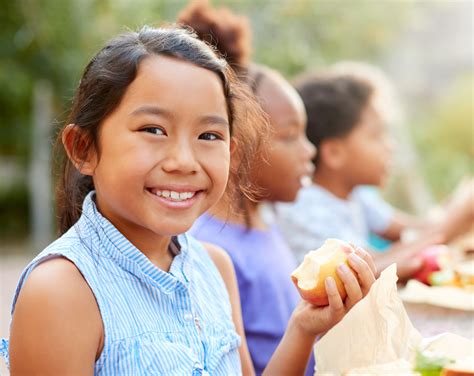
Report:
178,3,375,375
1,26,375,375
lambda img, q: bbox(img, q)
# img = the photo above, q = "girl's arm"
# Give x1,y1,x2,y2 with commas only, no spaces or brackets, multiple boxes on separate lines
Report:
203,242,256,376
9,257,103,375
379,179,474,244
378,210,427,241
205,242,377,376
263,247,377,376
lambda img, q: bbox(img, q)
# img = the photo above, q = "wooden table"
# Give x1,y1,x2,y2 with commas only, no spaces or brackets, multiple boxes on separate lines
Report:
404,302,474,338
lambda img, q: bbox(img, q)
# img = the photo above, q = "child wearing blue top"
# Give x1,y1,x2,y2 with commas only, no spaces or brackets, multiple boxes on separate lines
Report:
179,3,376,375
276,71,472,281
1,26,375,375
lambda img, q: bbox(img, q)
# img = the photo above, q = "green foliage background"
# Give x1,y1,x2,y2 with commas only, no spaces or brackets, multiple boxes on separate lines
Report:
0,0,472,242
413,74,474,200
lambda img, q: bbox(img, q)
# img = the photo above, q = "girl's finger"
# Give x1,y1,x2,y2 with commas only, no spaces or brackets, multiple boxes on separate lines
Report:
347,253,376,296
325,277,344,314
356,246,377,275
351,243,377,276
336,262,363,309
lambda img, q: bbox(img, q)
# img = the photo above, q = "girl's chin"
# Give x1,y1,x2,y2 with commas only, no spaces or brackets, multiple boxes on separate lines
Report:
144,213,199,236
275,190,299,203
150,224,194,237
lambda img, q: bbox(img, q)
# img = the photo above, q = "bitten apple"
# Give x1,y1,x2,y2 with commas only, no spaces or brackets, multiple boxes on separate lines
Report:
291,238,355,306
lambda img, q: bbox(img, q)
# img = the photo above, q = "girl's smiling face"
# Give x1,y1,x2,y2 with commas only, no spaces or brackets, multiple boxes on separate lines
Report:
81,55,231,247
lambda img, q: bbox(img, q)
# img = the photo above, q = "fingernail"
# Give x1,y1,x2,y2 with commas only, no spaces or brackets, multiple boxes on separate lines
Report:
325,277,337,293
354,246,363,254
349,254,360,264
339,263,350,274
341,245,352,255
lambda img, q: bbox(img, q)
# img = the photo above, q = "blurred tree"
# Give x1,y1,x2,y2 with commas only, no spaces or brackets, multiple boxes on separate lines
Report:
413,74,474,200
190,0,413,76
1,0,94,243
0,0,191,245
3,0,469,248
0,0,415,159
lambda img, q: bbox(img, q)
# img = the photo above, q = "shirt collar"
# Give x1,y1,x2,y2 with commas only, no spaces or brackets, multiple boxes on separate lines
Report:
311,184,357,206
78,191,192,293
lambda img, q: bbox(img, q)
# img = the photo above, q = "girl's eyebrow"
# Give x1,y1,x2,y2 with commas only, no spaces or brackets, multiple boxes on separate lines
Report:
130,105,229,127
278,119,299,130
129,105,172,118
198,115,229,128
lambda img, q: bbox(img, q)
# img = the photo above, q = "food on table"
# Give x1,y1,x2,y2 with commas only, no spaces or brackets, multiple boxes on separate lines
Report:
414,349,454,376
414,245,453,285
428,270,462,287
454,260,474,287
441,356,474,376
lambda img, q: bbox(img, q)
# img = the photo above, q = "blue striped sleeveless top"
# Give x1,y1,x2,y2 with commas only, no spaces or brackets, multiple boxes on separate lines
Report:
0,192,242,375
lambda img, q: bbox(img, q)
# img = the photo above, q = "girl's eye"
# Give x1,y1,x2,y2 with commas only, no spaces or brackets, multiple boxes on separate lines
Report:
279,133,298,143
199,132,221,141
276,127,300,143
142,127,166,136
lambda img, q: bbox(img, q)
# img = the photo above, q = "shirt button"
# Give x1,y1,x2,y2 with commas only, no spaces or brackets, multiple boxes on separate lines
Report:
184,312,193,321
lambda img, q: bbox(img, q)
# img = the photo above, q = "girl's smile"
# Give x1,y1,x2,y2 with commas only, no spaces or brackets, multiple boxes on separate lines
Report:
146,185,204,209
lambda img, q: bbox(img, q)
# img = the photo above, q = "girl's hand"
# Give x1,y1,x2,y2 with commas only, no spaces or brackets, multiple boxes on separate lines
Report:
289,246,376,339
263,246,376,376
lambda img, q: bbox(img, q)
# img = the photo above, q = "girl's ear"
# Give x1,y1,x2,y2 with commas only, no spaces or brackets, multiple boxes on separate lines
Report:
229,138,238,154
62,124,98,176
320,139,347,170
229,139,240,177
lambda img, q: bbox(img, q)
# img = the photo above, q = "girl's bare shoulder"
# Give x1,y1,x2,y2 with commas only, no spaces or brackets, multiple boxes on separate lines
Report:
9,257,103,373
200,241,233,276
17,256,96,305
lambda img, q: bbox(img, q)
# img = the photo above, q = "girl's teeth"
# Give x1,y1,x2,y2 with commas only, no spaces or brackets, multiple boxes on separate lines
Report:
300,175,312,188
153,190,195,201
170,191,179,200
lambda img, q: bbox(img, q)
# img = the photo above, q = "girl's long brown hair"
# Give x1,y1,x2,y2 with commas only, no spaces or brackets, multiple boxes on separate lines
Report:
54,26,269,235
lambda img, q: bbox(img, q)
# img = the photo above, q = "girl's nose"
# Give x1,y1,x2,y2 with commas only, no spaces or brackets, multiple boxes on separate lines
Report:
303,137,317,161
161,141,199,174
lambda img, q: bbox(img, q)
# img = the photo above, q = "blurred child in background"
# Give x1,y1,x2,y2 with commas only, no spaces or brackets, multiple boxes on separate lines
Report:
276,70,473,280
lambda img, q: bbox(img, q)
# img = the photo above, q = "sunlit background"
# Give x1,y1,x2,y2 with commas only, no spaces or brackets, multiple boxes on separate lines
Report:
0,1,472,371
1,0,472,254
